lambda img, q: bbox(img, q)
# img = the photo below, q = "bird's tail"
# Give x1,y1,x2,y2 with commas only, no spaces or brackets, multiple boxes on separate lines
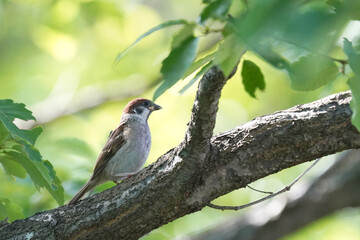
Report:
67,178,97,205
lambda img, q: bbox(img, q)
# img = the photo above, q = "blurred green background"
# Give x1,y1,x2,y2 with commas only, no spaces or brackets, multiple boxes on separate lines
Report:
0,0,359,239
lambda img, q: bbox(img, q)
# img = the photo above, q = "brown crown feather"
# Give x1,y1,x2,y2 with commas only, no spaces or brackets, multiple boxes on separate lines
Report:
123,98,151,113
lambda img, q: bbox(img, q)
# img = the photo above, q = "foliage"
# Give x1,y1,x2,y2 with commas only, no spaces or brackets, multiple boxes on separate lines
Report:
241,60,265,98
344,39,360,129
0,99,64,217
116,0,360,130
1,0,360,237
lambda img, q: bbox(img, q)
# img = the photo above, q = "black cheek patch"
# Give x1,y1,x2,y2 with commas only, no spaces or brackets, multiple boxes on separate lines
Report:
135,107,144,114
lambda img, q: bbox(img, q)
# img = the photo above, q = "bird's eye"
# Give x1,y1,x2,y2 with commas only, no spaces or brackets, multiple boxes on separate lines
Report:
143,101,149,106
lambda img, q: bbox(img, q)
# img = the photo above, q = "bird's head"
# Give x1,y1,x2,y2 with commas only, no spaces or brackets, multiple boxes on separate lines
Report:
123,98,162,121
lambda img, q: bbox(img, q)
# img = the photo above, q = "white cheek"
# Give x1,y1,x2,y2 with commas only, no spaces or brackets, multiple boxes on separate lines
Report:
140,108,151,119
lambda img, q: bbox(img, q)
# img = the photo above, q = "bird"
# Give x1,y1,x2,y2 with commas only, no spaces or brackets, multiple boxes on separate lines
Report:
68,98,161,205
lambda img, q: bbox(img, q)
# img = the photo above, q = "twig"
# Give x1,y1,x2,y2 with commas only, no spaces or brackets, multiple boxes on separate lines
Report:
332,58,348,74
208,158,321,211
247,185,273,194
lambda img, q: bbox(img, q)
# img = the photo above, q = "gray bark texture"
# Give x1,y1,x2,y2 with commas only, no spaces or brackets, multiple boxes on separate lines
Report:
1,66,360,240
188,149,360,240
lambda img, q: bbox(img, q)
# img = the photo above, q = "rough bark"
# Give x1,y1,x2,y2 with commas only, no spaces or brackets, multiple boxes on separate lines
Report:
189,149,360,240
1,67,360,240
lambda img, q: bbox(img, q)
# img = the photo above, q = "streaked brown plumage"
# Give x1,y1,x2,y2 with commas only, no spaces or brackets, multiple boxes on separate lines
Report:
68,98,161,205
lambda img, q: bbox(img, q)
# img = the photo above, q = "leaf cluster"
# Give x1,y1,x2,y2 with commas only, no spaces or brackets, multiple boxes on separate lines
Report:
0,100,64,220
115,0,360,130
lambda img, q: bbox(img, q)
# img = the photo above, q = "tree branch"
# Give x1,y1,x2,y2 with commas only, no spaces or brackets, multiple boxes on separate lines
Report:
189,149,360,240
183,66,229,165
1,88,359,239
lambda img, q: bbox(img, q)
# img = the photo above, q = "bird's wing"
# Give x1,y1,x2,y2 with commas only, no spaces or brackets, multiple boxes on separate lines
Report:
91,122,128,179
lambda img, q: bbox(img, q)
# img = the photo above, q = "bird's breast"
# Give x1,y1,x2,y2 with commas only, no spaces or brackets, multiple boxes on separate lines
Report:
105,120,151,179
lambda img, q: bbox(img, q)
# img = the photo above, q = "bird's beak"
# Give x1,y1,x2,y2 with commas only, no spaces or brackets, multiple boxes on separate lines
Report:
149,103,162,111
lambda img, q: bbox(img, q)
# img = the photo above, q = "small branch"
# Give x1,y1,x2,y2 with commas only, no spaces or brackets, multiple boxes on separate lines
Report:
246,185,273,195
183,66,235,164
332,58,348,74
331,58,348,65
208,158,321,211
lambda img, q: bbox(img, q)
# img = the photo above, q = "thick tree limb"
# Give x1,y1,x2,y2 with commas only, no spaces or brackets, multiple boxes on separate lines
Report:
189,149,360,240
1,66,359,239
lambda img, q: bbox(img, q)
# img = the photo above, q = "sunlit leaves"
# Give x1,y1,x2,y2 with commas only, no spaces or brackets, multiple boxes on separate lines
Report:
180,61,214,94
117,0,354,105
214,34,246,77
343,39,360,131
252,45,290,70
114,19,188,66
343,39,360,75
329,0,360,20
347,76,360,131
0,155,27,179
153,36,199,100
171,23,197,49
288,54,338,91
0,100,42,145
228,0,345,69
199,0,231,24
4,148,64,205
0,100,35,121
0,99,64,205
241,60,265,98
183,51,217,79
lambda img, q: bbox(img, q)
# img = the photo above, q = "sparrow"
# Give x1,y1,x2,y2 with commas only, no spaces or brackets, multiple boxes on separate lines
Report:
68,98,161,205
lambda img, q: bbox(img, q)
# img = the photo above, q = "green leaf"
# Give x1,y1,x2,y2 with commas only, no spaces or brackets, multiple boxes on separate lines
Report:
171,23,196,49
288,54,338,91
0,99,64,205
114,19,188,66
251,44,291,70
0,198,24,222
153,36,199,100
0,111,42,145
348,76,360,131
341,0,360,20
241,60,265,98
199,0,232,24
214,34,246,76
183,51,217,79
343,38,360,75
0,121,10,144
0,99,35,121
226,14,292,70
180,61,214,94
0,157,27,179
343,39,360,130
5,149,64,205
0,99,42,145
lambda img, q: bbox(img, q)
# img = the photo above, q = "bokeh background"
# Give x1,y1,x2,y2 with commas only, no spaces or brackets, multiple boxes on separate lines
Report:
0,0,359,239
